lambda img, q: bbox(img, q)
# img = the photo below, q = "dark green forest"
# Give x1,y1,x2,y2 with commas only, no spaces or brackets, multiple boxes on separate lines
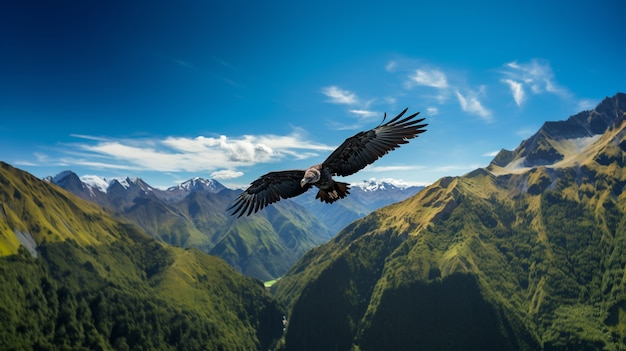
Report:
0,239,285,351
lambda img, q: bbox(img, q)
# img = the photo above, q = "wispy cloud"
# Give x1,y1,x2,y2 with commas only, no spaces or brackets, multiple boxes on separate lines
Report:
384,96,397,104
54,132,335,178
501,78,525,106
426,107,439,115
210,169,243,180
385,60,397,72
483,150,500,157
455,89,492,122
349,109,379,119
500,59,570,104
431,163,483,173
13,160,38,167
407,69,448,89
327,59,531,126
327,108,389,131
577,98,597,111
396,62,494,122
321,86,358,104
365,165,425,172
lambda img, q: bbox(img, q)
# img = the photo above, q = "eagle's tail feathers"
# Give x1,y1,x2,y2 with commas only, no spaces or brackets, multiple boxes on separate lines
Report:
316,182,350,203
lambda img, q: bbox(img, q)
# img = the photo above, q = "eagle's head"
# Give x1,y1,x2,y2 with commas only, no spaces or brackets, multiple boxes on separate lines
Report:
301,167,321,187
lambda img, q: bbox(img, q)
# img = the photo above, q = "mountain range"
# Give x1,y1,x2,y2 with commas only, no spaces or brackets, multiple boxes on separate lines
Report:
2,93,624,350
45,171,421,281
0,162,285,350
271,93,626,350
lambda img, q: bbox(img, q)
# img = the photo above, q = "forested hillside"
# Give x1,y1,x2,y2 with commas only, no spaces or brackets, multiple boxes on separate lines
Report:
0,162,284,350
272,93,626,350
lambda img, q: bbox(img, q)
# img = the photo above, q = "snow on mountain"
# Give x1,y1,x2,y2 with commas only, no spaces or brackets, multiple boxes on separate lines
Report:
77,175,151,193
49,169,226,199
79,175,110,193
168,177,225,193
351,178,420,192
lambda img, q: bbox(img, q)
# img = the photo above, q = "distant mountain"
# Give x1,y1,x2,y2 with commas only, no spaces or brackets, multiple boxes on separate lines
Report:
43,170,110,204
165,177,226,202
47,171,421,280
350,178,424,208
0,162,284,350
292,179,423,233
47,172,332,281
45,173,225,205
272,93,626,350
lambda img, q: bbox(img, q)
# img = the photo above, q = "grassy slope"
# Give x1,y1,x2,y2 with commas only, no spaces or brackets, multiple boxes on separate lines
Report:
0,162,284,350
106,186,331,281
272,121,626,350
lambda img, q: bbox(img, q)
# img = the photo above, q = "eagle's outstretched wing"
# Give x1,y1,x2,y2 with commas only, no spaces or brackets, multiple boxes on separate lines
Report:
228,170,312,217
322,108,427,177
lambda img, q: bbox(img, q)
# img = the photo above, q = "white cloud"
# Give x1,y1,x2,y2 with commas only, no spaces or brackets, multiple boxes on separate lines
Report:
58,132,335,177
384,96,397,104
483,150,500,157
408,69,448,89
501,79,525,106
501,59,569,99
321,86,358,104
349,109,379,118
577,98,597,111
385,60,397,72
426,107,439,115
431,163,482,173
364,165,425,172
455,90,492,122
210,169,244,179
13,160,38,166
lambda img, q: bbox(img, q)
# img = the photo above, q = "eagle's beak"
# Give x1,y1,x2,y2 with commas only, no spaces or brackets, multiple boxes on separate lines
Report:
300,179,307,188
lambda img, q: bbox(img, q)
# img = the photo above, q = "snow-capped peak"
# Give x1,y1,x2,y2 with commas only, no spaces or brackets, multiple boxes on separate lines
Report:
351,178,416,192
80,175,110,193
169,177,225,193
114,177,135,189
78,175,152,193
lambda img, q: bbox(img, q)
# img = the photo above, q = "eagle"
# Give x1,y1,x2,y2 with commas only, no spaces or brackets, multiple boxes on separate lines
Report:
228,108,427,217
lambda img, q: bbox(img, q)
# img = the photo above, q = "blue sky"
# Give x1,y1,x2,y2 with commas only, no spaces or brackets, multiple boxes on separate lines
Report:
1,0,624,189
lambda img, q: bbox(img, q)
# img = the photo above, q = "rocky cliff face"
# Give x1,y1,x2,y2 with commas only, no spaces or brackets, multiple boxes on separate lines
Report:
491,93,625,168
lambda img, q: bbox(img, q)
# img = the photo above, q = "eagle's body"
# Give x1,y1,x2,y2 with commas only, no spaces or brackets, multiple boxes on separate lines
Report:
228,108,427,217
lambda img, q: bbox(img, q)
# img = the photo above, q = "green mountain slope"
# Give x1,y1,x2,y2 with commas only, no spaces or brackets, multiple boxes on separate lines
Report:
272,93,626,350
172,188,331,280
49,172,332,281
0,162,284,350
212,202,332,279
292,182,423,234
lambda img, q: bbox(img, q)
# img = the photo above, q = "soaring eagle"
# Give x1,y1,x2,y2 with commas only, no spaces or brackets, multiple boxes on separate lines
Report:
228,108,427,217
